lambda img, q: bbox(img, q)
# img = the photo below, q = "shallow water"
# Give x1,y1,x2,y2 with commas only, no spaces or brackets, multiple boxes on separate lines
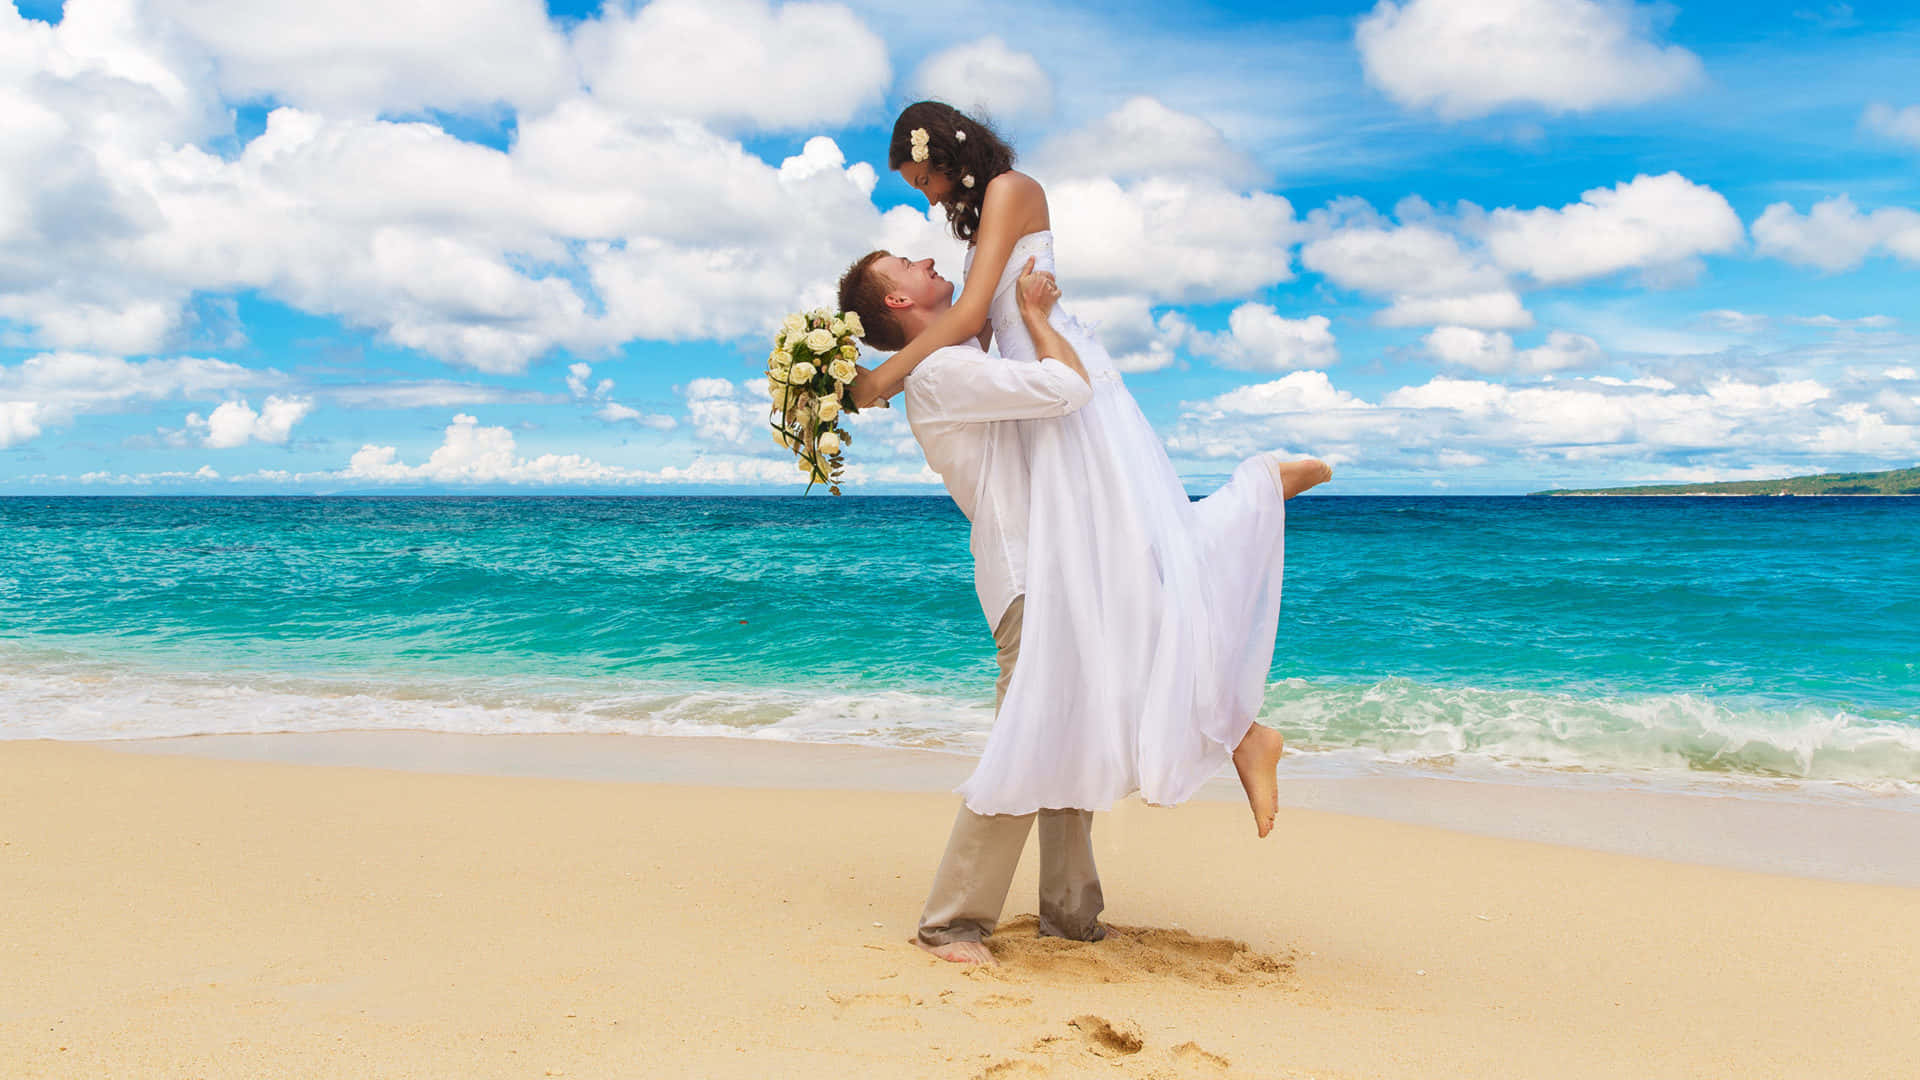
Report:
4,495,1916,797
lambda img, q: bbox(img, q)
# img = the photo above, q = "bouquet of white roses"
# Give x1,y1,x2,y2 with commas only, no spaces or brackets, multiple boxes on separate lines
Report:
768,307,865,494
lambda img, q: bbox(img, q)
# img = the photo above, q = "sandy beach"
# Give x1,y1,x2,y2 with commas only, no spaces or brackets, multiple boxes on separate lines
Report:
5,737,1919,1079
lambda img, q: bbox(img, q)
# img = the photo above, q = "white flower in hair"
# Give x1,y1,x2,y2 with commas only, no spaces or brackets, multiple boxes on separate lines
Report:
962,174,975,189
909,127,930,162
954,130,966,142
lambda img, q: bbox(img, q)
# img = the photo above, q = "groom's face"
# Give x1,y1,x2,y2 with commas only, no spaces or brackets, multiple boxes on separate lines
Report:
880,254,954,313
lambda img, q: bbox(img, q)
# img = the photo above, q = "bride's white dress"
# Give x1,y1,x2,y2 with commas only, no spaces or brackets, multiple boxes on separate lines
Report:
957,230,1290,815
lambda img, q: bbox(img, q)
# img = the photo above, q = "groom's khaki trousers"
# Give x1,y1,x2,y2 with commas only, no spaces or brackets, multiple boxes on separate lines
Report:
916,596,1108,946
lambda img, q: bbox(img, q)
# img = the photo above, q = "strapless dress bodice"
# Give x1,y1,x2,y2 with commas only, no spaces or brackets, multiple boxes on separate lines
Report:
964,231,1101,370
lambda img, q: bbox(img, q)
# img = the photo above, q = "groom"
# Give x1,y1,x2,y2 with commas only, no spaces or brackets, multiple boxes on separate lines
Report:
837,249,1104,965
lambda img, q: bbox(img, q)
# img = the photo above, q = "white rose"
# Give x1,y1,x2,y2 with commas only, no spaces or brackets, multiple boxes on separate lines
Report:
804,328,835,353
829,318,846,336
768,350,792,373
839,344,859,362
817,432,842,456
783,313,805,334
788,361,816,384
843,311,864,337
815,398,840,422
827,359,857,383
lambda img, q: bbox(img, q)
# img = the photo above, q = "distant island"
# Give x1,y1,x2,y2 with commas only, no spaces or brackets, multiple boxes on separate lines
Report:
1536,465,1920,496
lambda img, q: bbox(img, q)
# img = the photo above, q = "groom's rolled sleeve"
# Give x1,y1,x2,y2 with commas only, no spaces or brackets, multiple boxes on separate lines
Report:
909,351,1092,424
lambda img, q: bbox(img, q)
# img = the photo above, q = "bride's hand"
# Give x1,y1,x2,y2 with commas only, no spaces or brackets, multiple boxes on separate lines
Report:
1015,258,1059,316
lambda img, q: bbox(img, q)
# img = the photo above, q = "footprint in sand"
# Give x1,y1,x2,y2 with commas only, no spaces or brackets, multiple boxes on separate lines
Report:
972,1018,1238,1079
824,990,921,1031
960,992,1039,1023
968,1060,1048,1080
982,914,1294,989
1069,1014,1144,1057
1172,1040,1234,1071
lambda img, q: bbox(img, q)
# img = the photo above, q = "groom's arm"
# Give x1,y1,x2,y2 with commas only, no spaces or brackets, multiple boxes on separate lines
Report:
1016,267,1087,385
907,349,1092,424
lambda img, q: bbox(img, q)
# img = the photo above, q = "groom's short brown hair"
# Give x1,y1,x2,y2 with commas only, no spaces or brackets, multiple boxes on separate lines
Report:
836,250,908,352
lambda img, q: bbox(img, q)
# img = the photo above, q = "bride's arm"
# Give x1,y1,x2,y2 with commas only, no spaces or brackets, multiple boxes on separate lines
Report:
848,173,1047,408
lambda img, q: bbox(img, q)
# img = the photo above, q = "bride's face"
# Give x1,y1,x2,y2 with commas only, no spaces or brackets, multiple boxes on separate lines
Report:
896,161,955,208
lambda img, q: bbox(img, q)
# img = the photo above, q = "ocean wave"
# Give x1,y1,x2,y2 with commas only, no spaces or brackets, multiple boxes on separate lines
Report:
4,655,1917,793
1265,677,1920,788
0,657,997,748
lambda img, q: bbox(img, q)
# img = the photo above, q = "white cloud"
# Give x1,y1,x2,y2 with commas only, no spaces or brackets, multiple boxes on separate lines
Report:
1789,313,1896,329
1863,103,1920,149
338,405,907,489
1355,0,1704,119
1208,371,1373,415
323,381,557,409
185,394,312,448
1423,327,1604,374
1810,403,1920,455
1065,296,1185,373
575,131,887,347
686,377,762,446
1480,173,1744,286
565,361,674,430
594,402,675,430
1375,291,1533,329
1030,97,1261,187
1161,366,1860,476
573,0,890,132
1187,305,1338,371
0,2,896,369
0,402,43,449
910,36,1052,121
1166,370,1379,460
345,413,643,484
565,363,601,401
1752,195,1920,272
148,0,574,117
1700,309,1770,333
1049,177,1299,303
0,351,268,446
1301,214,1530,330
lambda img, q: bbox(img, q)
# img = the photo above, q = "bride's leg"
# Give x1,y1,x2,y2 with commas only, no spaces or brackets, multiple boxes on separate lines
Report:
1269,456,1333,499
1231,723,1286,838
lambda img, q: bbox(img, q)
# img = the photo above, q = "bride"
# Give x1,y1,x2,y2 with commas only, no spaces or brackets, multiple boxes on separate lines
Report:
849,101,1330,836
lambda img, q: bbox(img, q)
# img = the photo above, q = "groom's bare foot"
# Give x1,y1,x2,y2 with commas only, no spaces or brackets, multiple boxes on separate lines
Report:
916,939,997,965
1231,724,1285,838
1275,457,1334,499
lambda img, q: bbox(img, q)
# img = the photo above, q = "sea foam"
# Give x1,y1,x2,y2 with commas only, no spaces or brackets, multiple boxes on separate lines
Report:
5,653,1916,798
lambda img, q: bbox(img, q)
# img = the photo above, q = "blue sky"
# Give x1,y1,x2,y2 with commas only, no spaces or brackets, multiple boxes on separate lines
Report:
2,0,1916,494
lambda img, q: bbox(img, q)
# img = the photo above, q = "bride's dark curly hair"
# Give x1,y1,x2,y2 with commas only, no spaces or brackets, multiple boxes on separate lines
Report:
889,101,1015,244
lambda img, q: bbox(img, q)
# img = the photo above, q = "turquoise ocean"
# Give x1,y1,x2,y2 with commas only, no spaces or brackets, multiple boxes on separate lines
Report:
4,496,1917,800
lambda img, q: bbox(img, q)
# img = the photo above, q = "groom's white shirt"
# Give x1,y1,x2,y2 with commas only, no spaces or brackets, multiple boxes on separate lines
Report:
903,344,1091,628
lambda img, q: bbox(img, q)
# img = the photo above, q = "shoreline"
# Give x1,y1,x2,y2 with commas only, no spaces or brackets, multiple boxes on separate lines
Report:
95,730,1920,887
4,737,1917,1079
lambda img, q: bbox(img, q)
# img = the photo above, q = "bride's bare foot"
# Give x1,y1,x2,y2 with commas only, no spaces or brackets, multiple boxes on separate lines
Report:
1231,724,1285,838
1274,457,1334,499
916,938,997,965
